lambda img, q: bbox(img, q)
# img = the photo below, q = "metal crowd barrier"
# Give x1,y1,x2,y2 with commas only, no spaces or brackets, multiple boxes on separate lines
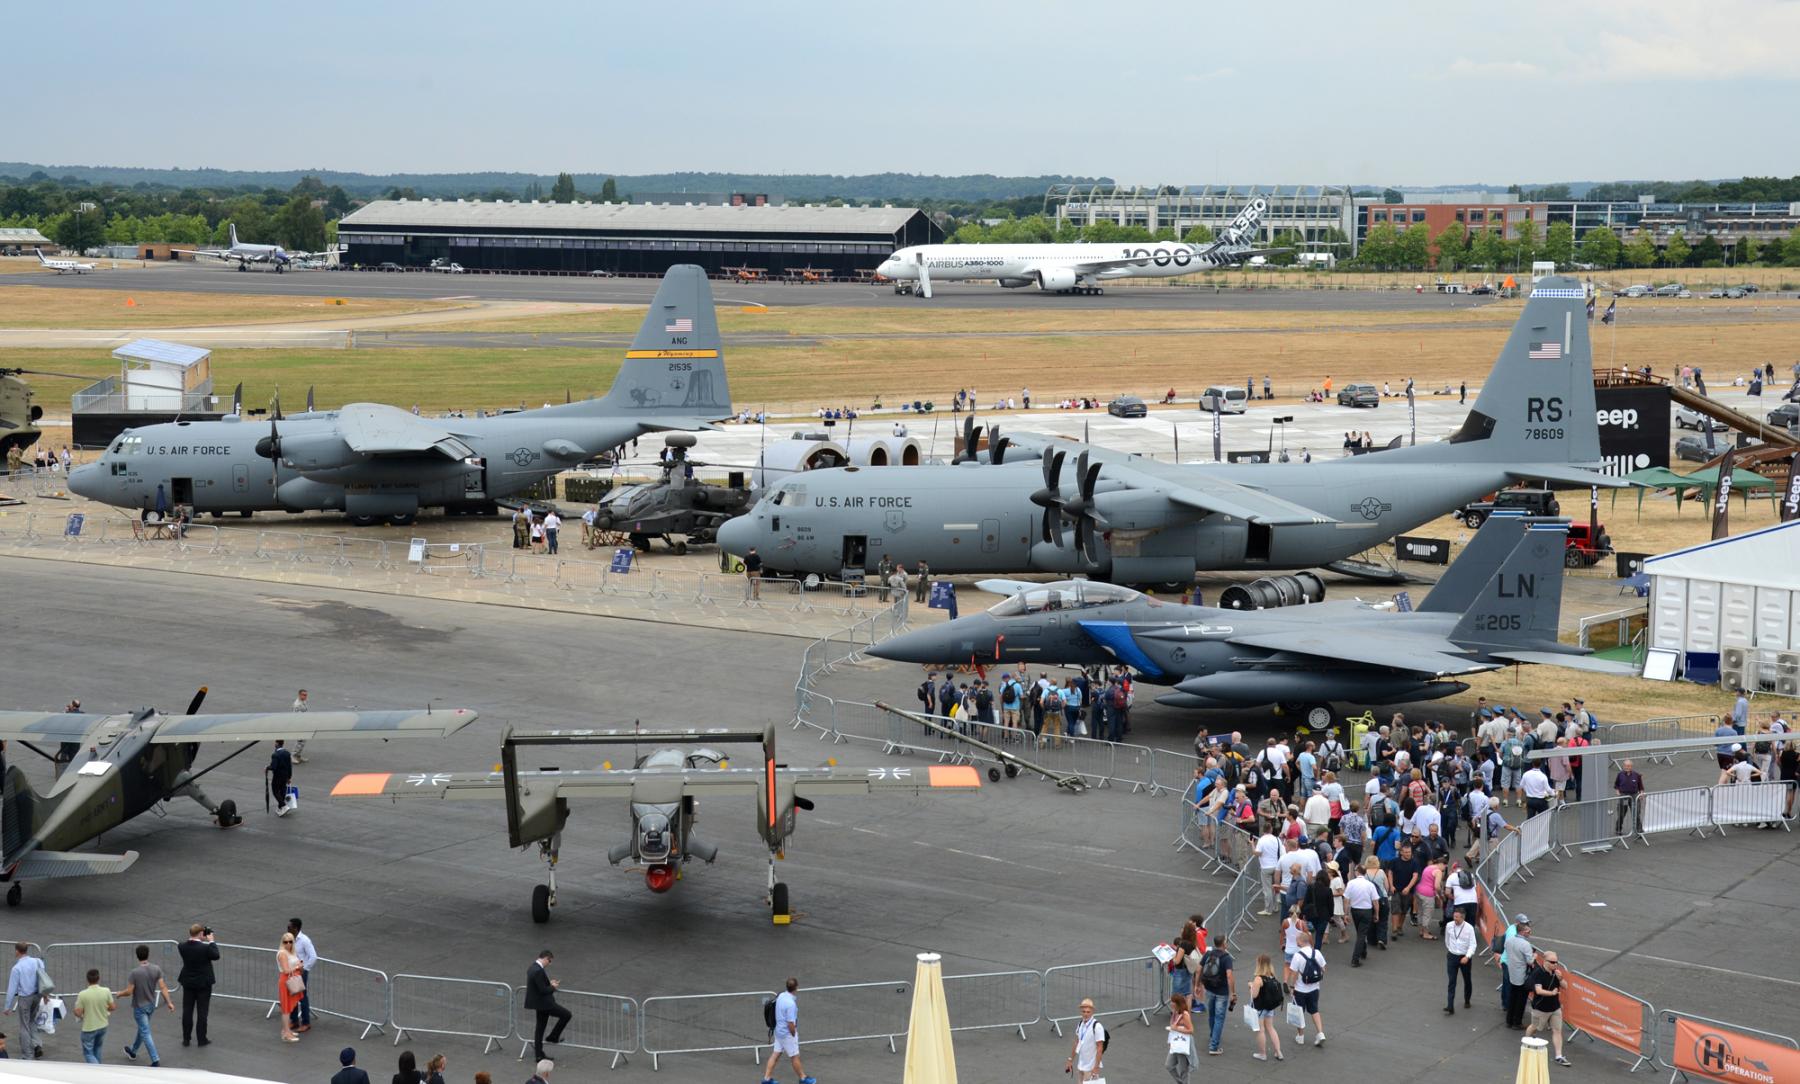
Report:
390,974,513,1052
208,941,280,1015
800,978,912,1053
512,985,637,1068
43,940,177,994
640,989,776,1070
1638,785,1714,837
1201,858,1267,947
1041,956,1164,1034
941,970,1042,1039
308,956,391,1039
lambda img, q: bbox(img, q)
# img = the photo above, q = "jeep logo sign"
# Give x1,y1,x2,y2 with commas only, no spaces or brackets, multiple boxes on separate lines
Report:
1594,386,1670,475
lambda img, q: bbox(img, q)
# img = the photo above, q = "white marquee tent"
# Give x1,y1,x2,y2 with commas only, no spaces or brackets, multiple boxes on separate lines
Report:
1646,520,1800,694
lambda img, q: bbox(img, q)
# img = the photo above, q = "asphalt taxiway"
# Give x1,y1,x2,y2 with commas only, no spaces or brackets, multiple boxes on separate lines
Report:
0,264,1504,312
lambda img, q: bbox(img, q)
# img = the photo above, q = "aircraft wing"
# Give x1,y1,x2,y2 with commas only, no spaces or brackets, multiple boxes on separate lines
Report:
1009,435,1338,526
1221,630,1495,677
334,403,476,459
9,850,140,881
149,708,479,743
0,712,110,743
1065,255,1156,274
1485,649,1640,676
332,763,979,801
792,763,982,797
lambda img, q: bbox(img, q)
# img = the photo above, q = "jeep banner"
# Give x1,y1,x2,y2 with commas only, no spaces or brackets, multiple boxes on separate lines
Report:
1393,535,1450,565
1594,386,1671,475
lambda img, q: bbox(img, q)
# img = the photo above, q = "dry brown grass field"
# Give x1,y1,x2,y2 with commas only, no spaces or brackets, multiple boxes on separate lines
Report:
0,285,466,329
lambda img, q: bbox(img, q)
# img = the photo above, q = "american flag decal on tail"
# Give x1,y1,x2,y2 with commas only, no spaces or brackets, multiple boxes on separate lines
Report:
1528,341,1563,360
665,317,693,334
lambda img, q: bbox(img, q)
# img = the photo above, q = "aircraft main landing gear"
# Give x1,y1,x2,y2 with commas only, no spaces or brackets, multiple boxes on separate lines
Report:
768,852,791,925
532,883,552,924
532,834,560,923
6,883,21,907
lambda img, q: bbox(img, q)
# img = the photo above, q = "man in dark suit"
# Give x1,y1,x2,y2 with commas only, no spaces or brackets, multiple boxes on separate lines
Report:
176,924,219,1047
332,1046,371,1084
524,949,570,1062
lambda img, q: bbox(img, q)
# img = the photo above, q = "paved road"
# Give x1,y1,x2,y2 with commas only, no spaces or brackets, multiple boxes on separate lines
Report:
0,264,1505,312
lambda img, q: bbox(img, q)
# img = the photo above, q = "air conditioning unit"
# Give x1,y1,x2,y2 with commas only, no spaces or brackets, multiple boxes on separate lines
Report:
1777,652,1800,676
1778,674,1799,697
1721,669,1746,693
1722,646,1748,671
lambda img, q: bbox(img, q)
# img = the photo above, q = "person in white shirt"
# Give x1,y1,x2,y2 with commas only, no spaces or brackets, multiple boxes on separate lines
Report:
286,918,317,1034
1255,832,1283,916
1520,765,1553,816
1302,791,1331,835
1442,908,1477,1013
542,510,562,555
1067,999,1107,1081
290,687,309,764
1283,930,1327,1046
1342,869,1379,966
1446,863,1480,923
1412,802,1441,840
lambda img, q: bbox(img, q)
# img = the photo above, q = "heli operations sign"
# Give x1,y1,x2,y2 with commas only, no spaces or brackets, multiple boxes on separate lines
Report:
1595,386,1670,475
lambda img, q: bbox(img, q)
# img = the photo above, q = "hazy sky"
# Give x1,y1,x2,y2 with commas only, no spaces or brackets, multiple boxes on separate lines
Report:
15,1,1800,185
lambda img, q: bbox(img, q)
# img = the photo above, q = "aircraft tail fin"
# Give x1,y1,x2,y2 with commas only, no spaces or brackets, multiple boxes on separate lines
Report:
33,247,47,265
228,222,239,248
1418,512,1529,612
1421,276,1601,467
585,264,731,423
1218,198,1267,247
1450,522,1569,650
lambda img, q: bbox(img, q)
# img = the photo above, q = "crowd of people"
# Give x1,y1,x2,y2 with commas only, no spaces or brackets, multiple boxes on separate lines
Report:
915,663,1138,745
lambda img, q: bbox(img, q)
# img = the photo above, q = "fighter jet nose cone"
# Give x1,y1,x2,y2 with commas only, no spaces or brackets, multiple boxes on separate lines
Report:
865,627,944,665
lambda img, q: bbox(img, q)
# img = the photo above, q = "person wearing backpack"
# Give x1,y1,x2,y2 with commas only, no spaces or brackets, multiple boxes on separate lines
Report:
1499,735,1527,808
1283,929,1328,1047
1197,935,1236,1055
1247,955,1285,1062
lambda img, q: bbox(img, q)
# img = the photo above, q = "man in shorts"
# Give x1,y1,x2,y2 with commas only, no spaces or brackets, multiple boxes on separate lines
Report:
1526,952,1571,1067
760,977,813,1084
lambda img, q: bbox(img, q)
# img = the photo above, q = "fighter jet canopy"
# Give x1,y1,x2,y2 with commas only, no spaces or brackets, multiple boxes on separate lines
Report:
986,579,1148,617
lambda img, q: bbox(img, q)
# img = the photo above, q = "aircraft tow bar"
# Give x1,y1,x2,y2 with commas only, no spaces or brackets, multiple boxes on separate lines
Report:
872,702,1086,793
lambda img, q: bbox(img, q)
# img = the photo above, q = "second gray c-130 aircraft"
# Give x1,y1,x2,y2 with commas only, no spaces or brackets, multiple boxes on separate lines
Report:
869,514,1635,718
68,265,731,525
718,277,1611,583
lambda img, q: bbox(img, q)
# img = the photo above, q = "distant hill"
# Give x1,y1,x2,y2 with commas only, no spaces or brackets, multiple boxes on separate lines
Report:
0,163,1105,203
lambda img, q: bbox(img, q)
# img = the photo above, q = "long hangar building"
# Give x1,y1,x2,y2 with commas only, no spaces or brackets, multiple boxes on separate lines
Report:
336,198,942,277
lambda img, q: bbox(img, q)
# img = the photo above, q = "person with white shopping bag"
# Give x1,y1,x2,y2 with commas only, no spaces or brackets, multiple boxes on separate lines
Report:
1065,998,1107,1082
1165,992,1195,1083
1246,955,1285,1062
6,941,53,1059
1284,928,1328,1046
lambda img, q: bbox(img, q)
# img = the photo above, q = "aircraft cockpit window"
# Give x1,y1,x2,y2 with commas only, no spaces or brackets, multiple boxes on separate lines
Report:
988,580,1142,617
773,485,805,508
1073,582,1141,607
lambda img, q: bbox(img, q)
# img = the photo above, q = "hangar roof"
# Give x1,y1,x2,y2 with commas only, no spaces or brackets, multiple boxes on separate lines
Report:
0,227,53,245
340,199,923,237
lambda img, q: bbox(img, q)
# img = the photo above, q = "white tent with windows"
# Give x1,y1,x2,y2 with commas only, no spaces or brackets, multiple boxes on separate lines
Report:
1645,520,1800,694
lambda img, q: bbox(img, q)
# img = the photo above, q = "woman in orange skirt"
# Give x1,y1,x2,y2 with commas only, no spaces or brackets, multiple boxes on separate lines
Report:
277,933,304,1042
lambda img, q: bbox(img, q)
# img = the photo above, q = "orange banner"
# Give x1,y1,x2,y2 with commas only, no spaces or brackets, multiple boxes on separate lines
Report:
1476,882,1503,948
1671,1017,1800,1084
1557,969,1646,1057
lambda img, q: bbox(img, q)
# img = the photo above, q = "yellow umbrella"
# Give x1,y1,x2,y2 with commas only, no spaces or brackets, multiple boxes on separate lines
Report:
1516,1036,1550,1084
903,952,958,1084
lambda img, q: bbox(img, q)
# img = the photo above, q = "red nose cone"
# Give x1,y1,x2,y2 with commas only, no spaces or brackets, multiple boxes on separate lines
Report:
645,864,677,893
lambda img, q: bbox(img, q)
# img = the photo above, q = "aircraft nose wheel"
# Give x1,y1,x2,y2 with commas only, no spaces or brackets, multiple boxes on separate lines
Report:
531,883,552,924
771,882,790,924
6,884,20,907
215,799,241,828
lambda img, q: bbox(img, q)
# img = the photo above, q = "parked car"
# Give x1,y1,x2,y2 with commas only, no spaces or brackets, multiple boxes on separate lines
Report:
1708,286,1748,299
1768,402,1800,429
1458,487,1560,528
1336,383,1380,408
376,262,404,272
1199,385,1248,414
1470,283,1495,295
1564,522,1613,568
1674,406,1706,430
588,268,615,277
430,261,465,274
1675,434,1721,462
1618,284,1652,298
1107,395,1148,418
1653,283,1690,298
1738,283,1760,294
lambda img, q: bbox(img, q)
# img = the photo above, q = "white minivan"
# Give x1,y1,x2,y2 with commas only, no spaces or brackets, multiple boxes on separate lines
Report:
1199,385,1249,414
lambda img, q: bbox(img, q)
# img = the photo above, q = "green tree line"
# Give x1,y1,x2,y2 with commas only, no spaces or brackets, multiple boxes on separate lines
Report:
1357,220,1800,272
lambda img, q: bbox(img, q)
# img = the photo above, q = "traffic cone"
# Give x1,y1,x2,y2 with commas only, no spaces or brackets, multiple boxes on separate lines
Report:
125,298,137,307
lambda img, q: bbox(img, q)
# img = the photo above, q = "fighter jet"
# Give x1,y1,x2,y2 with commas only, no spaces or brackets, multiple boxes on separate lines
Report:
718,277,1612,584
0,690,478,905
331,723,979,925
68,265,732,525
868,515,1633,721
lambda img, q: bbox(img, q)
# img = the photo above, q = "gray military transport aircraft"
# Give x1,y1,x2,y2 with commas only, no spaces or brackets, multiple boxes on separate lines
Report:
718,277,1609,584
331,722,980,924
0,689,478,906
67,265,732,525
869,514,1633,721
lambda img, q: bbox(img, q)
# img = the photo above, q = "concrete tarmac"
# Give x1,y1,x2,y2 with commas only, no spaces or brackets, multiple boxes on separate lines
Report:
2,556,1790,1082
0,264,1504,312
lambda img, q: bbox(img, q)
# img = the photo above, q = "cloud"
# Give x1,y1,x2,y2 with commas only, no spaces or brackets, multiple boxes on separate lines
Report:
1446,57,1545,78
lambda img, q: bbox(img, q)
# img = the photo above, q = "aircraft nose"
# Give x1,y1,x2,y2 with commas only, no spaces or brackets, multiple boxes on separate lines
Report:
868,615,990,665
67,463,103,499
715,514,756,557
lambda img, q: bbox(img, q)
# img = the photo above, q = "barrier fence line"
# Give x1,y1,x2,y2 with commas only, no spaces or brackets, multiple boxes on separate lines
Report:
511,985,637,1068
1041,956,1165,1035
800,978,912,1053
1556,966,1654,1072
1657,1009,1800,1084
940,970,1043,1040
308,956,392,1039
389,974,513,1052
43,940,178,1004
640,989,776,1070
208,942,280,1017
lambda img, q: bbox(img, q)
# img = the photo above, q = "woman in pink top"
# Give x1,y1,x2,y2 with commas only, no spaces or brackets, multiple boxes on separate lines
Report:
1415,855,1445,939
1547,738,1572,801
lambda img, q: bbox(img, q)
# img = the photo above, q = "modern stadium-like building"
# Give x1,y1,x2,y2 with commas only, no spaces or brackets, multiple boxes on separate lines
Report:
1045,184,1359,253
336,198,943,277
